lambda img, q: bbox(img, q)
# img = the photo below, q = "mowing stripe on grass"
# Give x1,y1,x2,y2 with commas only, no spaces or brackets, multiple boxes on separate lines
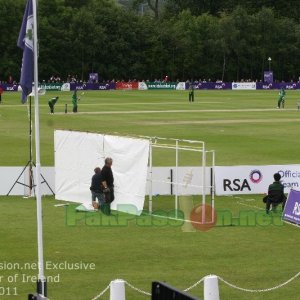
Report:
137,118,300,125
1,101,223,107
54,108,296,115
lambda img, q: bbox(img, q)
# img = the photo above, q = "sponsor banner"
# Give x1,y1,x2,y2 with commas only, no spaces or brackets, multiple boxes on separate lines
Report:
89,73,98,83
232,82,256,90
146,82,177,89
186,82,300,90
39,83,63,91
0,84,19,92
215,165,300,195
61,83,70,91
264,71,273,83
176,82,186,90
186,82,232,90
116,82,138,90
256,82,274,90
4,82,300,93
138,82,148,90
283,190,300,225
70,82,116,91
283,83,299,90
256,82,300,90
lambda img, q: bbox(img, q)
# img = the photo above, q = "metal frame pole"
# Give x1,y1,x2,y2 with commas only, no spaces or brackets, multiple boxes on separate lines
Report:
29,95,34,196
175,140,179,218
149,141,153,214
202,142,206,223
212,150,216,222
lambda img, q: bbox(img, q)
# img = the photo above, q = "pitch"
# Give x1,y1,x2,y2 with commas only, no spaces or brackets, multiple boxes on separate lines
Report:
0,90,299,299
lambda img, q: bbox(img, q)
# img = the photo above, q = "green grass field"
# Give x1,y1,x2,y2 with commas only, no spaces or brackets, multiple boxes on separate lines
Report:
0,90,299,300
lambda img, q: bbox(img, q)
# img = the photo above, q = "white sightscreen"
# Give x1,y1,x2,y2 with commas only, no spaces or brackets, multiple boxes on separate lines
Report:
54,130,150,215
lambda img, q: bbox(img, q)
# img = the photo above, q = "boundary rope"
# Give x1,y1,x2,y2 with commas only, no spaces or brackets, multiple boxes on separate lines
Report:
218,271,300,293
91,271,300,299
91,283,110,300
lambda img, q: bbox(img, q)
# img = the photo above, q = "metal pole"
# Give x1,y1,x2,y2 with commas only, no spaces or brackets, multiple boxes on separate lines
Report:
32,0,46,296
170,169,173,195
202,142,206,223
29,96,33,196
175,140,179,218
211,150,215,223
29,96,32,162
149,141,153,214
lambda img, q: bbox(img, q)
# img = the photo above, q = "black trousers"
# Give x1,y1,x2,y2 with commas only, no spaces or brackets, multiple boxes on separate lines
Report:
102,186,114,215
49,103,54,113
263,196,286,212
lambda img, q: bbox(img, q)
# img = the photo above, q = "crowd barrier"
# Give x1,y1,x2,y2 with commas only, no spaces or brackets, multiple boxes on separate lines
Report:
2,81,300,92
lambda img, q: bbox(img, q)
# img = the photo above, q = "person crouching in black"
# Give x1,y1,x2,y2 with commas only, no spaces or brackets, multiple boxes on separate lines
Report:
90,167,104,209
263,173,287,214
101,157,114,215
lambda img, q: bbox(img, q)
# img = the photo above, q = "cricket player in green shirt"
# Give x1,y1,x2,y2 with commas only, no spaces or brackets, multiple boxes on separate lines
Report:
277,87,286,108
72,90,80,113
48,96,59,114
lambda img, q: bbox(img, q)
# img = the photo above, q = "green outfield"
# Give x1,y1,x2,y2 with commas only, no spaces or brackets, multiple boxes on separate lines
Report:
0,90,299,300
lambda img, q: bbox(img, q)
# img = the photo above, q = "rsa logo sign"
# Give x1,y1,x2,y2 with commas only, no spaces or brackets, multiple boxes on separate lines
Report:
223,170,263,192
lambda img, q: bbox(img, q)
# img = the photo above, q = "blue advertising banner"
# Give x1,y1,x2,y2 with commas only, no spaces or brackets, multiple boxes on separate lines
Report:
2,81,300,92
264,71,273,83
89,73,98,83
0,84,19,91
256,82,300,90
282,189,300,226
70,82,116,91
186,82,232,90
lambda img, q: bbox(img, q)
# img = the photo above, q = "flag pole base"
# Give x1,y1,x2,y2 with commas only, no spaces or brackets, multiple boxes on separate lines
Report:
28,280,48,300
37,279,47,296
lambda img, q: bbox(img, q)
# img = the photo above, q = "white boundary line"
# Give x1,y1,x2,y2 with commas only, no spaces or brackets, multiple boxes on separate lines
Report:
283,220,300,228
143,212,215,226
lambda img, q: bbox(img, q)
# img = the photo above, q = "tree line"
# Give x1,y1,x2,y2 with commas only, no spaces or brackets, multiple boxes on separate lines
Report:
0,0,299,83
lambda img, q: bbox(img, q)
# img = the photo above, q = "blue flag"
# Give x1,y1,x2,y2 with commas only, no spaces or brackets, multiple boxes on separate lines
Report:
17,0,34,104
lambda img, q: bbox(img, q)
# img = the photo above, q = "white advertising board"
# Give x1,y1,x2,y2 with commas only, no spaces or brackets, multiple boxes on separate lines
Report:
215,165,300,195
232,82,256,90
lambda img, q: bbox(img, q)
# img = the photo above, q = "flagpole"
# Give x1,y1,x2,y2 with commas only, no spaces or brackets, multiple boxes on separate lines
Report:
32,0,46,296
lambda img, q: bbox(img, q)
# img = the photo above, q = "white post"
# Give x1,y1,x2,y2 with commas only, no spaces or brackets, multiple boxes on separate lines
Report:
211,150,216,223
110,279,126,300
33,0,46,295
175,139,179,218
204,275,220,300
202,142,206,223
149,141,153,214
